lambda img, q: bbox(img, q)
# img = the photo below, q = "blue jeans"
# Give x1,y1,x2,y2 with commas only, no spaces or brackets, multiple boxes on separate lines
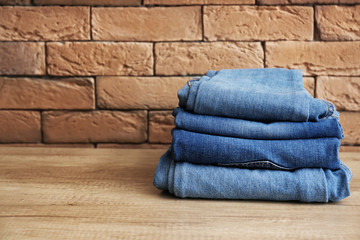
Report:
154,149,352,202
178,68,334,122
172,129,341,170
173,107,343,140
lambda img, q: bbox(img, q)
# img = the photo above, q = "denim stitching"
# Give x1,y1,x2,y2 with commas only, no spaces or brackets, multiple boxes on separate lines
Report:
218,160,294,171
320,99,336,119
322,99,330,117
192,76,209,113
187,80,192,88
186,77,201,88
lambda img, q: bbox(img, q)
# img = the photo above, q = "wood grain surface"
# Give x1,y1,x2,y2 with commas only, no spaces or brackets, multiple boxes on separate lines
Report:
0,147,359,239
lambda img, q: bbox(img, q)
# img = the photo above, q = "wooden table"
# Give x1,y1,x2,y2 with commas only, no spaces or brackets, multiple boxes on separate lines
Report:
0,148,359,239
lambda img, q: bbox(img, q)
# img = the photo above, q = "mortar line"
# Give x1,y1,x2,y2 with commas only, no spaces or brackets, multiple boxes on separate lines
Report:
40,110,44,144
152,43,156,75
90,7,93,41
94,76,98,110
313,5,318,41
261,41,266,68
201,5,205,41
314,76,317,98
44,42,48,75
147,110,150,144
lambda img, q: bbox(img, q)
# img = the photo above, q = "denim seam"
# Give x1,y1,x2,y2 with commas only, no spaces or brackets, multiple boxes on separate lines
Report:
340,162,353,182
176,163,186,198
187,80,192,88
320,99,336,119
335,139,341,169
187,76,201,88
168,160,176,195
185,77,200,111
321,169,329,202
323,100,330,117
338,120,344,138
217,160,294,171
192,77,206,113
184,81,192,110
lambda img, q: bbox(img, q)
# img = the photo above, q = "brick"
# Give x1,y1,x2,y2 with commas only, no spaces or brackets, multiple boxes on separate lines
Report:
339,0,360,4
0,143,94,148
0,111,41,143
340,146,360,152
265,41,360,76
0,0,30,4
97,77,190,110
97,143,169,149
47,42,153,76
303,77,314,96
340,112,360,145
0,42,45,75
204,6,313,41
258,0,337,4
155,42,263,75
149,111,174,143
144,0,254,4
316,6,360,41
92,7,201,41
43,111,147,143
316,76,360,111
0,77,94,109
34,0,140,5
0,7,89,41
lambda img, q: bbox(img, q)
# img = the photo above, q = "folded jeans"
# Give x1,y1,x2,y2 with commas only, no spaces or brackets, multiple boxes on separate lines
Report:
172,129,341,170
153,149,352,202
178,68,333,122
173,107,343,140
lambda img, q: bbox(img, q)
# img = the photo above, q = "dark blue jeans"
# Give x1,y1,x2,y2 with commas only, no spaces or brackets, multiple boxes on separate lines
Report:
172,129,341,170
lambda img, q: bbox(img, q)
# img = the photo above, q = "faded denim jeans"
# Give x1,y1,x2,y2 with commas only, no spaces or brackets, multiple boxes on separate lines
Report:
172,129,342,170
153,68,351,202
178,68,335,122
154,149,352,202
173,107,343,140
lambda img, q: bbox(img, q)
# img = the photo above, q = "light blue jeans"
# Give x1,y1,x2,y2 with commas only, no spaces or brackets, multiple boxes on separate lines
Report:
154,149,352,202
178,68,334,122
173,107,343,140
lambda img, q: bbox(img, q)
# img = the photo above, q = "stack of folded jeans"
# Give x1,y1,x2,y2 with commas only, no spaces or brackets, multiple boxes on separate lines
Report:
153,68,352,202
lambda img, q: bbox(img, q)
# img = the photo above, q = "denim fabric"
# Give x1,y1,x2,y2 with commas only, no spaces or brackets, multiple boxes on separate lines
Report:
172,129,341,170
173,108,344,140
178,68,333,122
153,149,352,202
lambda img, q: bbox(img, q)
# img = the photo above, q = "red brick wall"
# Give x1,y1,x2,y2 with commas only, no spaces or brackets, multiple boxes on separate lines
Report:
0,0,359,149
